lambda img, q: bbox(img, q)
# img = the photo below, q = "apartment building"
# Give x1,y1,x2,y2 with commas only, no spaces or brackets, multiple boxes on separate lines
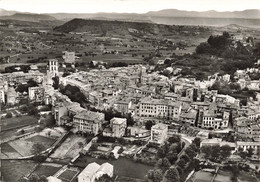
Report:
151,123,168,144
137,97,182,120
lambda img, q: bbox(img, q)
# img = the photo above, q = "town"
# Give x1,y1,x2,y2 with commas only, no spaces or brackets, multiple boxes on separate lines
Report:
1,7,260,182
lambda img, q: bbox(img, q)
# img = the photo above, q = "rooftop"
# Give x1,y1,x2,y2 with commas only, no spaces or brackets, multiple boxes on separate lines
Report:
152,123,167,130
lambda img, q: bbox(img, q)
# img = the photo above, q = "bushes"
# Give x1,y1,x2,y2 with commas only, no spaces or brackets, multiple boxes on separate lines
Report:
5,112,12,118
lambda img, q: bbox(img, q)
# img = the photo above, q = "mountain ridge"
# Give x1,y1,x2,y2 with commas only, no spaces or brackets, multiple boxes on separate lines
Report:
1,8,260,20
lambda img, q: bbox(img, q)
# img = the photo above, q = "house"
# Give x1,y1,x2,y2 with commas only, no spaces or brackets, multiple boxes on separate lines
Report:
63,51,75,64
110,117,127,138
78,162,113,182
151,123,168,144
28,86,44,102
200,138,236,149
47,176,62,182
137,97,182,120
73,110,104,135
127,126,150,138
95,163,114,179
48,59,59,76
0,89,5,104
78,162,100,182
236,141,260,155
202,111,216,129
114,99,132,114
180,110,197,126
6,87,18,105
53,101,70,126
103,117,127,138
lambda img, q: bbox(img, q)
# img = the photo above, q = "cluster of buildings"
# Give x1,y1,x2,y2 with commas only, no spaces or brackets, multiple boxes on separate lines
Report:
2,54,260,151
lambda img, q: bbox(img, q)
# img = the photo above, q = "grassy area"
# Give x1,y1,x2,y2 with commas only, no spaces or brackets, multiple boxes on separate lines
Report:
1,160,36,182
238,171,259,182
74,156,152,179
32,163,62,178
0,142,17,153
25,135,56,148
0,115,38,131
58,169,78,182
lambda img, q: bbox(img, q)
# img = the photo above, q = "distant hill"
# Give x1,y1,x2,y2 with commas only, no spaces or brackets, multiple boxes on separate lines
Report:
0,8,18,16
146,9,260,19
53,18,195,37
0,8,260,27
0,13,56,22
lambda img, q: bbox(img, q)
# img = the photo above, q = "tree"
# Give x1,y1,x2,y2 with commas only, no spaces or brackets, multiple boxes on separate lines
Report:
40,114,55,127
147,169,163,182
211,145,221,161
145,120,154,130
193,137,201,148
96,174,113,182
168,135,180,144
32,143,45,155
156,158,171,172
220,145,232,160
247,147,254,158
5,112,12,118
238,147,247,159
52,76,59,89
28,174,40,182
126,113,134,126
201,145,212,159
181,154,191,163
38,175,47,182
163,167,180,182
28,106,38,116
185,146,196,158
177,158,186,169
78,142,84,148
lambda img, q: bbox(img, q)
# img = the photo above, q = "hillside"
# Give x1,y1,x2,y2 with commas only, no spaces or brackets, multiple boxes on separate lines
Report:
0,8,260,27
0,13,56,22
53,18,187,36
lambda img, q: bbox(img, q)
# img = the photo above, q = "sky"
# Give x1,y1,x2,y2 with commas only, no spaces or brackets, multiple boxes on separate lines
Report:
0,0,260,14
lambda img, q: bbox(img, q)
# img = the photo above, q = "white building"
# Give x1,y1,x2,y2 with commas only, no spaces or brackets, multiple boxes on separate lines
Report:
137,97,182,120
0,89,5,104
78,162,113,182
63,51,76,64
78,162,100,182
236,141,260,155
28,86,44,102
48,59,59,75
110,117,127,138
151,123,168,144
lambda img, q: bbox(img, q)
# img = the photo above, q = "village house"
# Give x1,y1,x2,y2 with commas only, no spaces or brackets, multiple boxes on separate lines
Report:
63,51,76,64
73,110,104,135
236,141,260,155
114,98,132,114
103,117,127,138
137,97,182,120
28,86,45,102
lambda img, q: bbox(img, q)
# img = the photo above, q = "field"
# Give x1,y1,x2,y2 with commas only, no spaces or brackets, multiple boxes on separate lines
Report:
57,168,79,182
0,115,38,131
193,171,214,182
49,135,86,161
7,134,56,157
26,135,56,146
31,163,62,178
1,160,36,182
73,156,152,179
